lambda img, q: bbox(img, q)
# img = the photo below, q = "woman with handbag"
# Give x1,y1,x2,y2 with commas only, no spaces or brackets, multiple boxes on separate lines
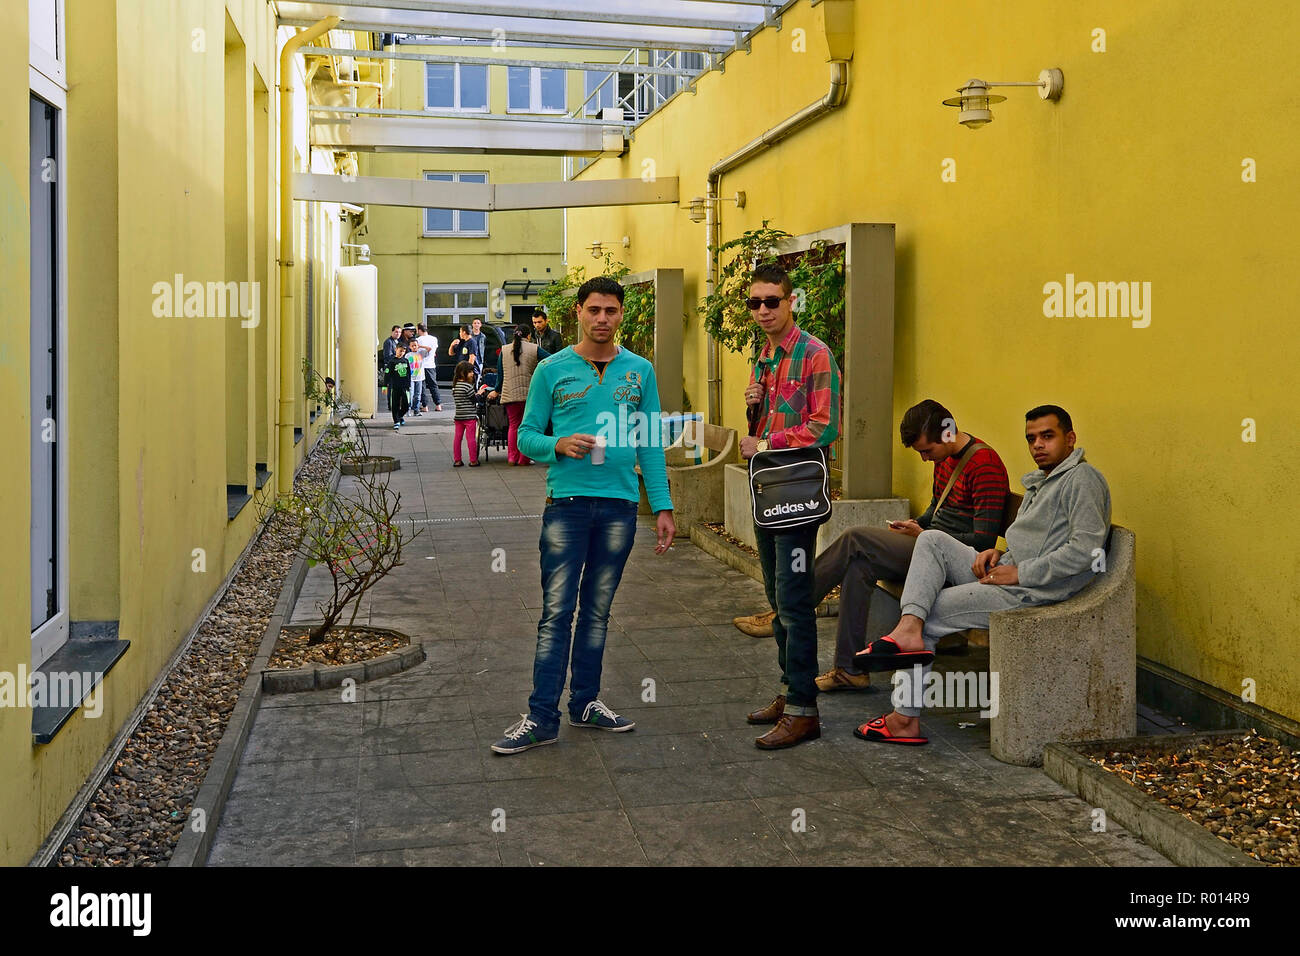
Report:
738,264,842,751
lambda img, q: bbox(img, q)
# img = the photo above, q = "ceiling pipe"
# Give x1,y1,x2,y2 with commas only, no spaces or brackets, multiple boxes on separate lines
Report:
278,16,339,495
704,57,849,423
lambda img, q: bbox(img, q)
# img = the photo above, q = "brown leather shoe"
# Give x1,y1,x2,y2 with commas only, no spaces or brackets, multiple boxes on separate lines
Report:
815,666,871,692
746,694,785,725
733,609,777,638
755,714,821,749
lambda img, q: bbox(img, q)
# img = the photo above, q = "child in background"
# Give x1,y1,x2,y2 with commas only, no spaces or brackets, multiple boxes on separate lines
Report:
387,342,410,429
451,361,480,467
407,342,424,417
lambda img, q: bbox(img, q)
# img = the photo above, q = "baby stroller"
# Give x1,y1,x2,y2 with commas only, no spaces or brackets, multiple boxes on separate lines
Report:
476,391,510,462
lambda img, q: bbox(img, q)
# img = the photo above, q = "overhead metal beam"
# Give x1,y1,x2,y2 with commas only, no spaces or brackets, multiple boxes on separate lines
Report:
277,13,734,53
310,112,627,154
305,46,697,77
283,0,761,33
294,172,680,210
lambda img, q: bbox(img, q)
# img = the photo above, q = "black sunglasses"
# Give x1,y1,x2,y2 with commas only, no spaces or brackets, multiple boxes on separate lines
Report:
745,295,785,311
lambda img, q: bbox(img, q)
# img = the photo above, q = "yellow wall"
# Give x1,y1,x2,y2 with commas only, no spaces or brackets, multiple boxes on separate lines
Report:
0,2,341,864
568,0,1300,721
361,44,629,334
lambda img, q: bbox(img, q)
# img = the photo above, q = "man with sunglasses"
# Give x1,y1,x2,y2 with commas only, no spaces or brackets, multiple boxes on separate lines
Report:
739,264,842,749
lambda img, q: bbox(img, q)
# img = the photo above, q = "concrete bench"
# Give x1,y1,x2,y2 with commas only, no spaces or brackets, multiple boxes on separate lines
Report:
876,523,1137,766
637,420,738,531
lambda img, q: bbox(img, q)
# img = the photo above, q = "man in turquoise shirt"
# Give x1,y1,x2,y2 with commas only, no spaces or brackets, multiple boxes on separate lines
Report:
491,276,676,754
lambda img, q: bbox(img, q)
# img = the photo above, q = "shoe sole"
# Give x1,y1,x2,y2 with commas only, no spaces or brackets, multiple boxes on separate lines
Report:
755,729,821,750
491,736,558,755
567,718,636,732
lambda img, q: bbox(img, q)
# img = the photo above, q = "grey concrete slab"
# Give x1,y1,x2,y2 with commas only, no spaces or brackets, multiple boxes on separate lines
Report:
210,433,1175,867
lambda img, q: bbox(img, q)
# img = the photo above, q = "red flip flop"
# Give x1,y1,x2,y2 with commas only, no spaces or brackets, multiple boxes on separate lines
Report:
853,715,929,746
854,635,934,671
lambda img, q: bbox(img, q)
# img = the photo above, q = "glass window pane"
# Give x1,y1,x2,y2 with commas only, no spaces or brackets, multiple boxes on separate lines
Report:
459,173,487,184
462,291,488,308
425,290,455,309
461,313,487,326
540,68,566,110
459,64,487,109
459,209,486,233
507,66,531,110
425,207,453,232
425,172,454,182
426,63,454,108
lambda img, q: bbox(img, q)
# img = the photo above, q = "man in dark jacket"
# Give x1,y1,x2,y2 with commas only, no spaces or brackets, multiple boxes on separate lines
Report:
532,308,564,355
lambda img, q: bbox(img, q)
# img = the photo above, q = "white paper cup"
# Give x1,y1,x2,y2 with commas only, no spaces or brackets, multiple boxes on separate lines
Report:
590,434,607,465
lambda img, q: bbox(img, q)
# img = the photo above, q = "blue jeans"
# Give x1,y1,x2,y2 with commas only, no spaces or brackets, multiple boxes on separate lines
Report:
528,496,639,731
410,376,424,412
754,523,820,712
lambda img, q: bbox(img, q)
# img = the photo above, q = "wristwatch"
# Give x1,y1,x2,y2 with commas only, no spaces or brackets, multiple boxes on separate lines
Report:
756,439,769,453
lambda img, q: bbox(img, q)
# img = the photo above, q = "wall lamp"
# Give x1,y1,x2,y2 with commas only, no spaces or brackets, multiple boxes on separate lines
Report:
589,236,630,258
687,191,746,223
342,242,370,262
942,69,1063,129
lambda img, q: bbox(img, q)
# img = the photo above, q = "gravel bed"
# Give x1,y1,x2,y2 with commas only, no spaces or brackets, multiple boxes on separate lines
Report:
54,441,339,867
268,625,409,668
1089,732,1300,866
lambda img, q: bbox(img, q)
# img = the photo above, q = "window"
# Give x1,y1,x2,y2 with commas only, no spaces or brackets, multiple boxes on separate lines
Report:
507,66,566,113
653,51,706,105
584,69,617,116
423,172,489,236
425,62,488,112
423,285,489,329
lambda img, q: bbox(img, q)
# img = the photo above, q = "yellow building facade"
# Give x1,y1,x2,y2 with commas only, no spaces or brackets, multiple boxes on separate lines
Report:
360,43,633,340
566,1,1300,724
1,2,344,864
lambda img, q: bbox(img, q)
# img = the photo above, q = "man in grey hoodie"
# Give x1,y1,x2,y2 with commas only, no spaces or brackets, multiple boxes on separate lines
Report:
852,404,1111,745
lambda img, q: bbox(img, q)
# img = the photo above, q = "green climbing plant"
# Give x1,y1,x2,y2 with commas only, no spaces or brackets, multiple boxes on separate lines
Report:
700,221,846,371
535,252,657,360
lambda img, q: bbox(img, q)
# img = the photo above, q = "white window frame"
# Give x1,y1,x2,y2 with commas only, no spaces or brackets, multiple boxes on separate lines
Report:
506,66,567,115
29,0,66,89
30,40,70,669
422,171,489,237
424,61,489,113
422,284,491,330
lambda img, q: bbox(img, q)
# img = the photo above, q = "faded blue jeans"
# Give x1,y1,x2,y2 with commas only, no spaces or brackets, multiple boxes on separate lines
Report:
754,523,821,712
528,496,639,731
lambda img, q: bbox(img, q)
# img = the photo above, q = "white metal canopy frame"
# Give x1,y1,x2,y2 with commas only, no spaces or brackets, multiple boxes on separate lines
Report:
276,1,787,52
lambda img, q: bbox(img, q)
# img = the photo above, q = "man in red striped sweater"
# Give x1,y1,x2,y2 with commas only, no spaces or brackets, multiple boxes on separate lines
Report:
733,399,1010,691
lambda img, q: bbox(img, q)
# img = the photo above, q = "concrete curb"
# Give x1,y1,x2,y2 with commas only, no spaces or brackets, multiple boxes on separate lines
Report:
261,631,425,693
1042,732,1263,867
341,455,400,476
169,462,341,868
688,524,838,617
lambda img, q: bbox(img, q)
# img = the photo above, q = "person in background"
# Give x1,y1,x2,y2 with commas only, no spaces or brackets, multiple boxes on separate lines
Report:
386,341,410,429
450,361,480,467
415,323,442,412
408,335,425,417
468,318,487,385
485,324,550,466
532,308,563,356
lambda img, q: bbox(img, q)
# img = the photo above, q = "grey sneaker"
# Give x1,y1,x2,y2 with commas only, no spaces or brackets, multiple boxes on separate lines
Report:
568,699,635,732
491,715,558,755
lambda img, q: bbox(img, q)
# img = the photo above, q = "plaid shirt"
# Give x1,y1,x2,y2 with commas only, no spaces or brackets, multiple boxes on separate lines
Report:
748,323,841,449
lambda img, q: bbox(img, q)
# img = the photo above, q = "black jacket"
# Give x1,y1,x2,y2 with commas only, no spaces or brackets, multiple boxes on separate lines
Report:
535,326,563,356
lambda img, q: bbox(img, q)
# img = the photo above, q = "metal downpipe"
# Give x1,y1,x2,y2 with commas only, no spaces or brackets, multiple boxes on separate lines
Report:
277,16,339,495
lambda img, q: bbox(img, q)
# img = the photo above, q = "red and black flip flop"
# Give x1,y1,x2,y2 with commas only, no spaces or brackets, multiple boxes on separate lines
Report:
853,715,929,746
854,635,935,671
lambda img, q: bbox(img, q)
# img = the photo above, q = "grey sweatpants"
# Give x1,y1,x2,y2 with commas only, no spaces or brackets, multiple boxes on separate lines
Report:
812,527,915,672
894,530,1023,718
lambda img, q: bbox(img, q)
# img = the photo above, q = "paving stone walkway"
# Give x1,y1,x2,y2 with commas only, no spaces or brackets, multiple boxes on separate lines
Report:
208,408,1172,866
